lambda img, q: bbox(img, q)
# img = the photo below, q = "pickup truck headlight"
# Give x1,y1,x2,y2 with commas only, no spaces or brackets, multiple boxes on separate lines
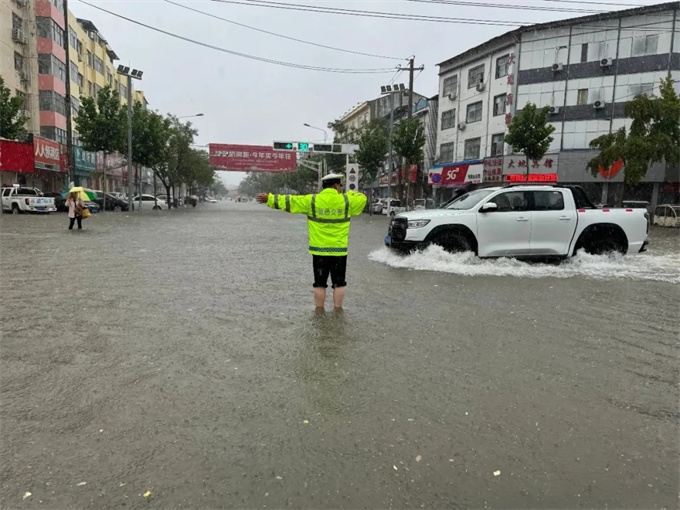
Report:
408,219,430,229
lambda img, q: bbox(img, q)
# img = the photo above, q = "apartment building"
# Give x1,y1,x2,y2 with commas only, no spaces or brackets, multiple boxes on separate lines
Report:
434,2,680,206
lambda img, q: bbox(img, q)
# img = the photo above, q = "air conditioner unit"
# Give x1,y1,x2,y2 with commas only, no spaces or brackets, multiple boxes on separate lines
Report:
551,63,563,72
12,28,26,44
476,81,485,92
600,58,613,67
18,110,28,118
447,92,457,100
549,106,560,115
19,72,29,83
593,100,606,109
457,122,467,130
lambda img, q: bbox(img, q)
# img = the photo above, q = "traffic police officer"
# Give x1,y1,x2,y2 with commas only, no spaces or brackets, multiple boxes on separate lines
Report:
256,173,367,311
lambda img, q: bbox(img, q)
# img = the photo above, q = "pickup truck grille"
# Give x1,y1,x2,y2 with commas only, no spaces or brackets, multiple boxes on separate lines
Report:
388,217,407,242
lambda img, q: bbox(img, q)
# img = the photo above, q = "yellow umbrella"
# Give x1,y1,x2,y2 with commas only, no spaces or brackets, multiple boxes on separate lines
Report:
67,186,98,202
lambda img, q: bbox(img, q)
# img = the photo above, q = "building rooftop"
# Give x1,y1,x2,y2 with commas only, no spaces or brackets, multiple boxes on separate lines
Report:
76,18,119,60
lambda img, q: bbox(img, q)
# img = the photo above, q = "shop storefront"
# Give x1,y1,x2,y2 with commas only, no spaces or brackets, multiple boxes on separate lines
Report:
73,146,97,187
33,136,65,192
428,159,483,204
0,139,34,187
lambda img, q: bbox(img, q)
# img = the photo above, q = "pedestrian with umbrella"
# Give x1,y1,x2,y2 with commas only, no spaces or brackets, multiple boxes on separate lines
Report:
64,186,92,230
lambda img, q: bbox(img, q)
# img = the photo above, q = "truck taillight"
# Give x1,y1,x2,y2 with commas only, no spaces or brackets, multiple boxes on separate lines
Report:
25,198,29,205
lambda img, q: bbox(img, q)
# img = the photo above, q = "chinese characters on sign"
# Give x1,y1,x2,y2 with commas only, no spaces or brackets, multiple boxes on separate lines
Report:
483,157,504,182
209,144,297,172
505,53,515,127
503,154,559,176
505,173,558,183
33,136,61,172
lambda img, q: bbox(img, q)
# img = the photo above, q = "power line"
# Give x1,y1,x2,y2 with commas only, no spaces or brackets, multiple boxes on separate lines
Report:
164,0,406,61
405,0,605,14
74,0,398,73
209,0,529,26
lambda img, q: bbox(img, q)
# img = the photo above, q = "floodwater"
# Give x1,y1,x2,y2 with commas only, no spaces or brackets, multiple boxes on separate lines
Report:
1,202,678,509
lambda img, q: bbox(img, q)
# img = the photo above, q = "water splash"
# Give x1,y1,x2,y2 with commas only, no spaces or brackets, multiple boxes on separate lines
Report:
368,246,680,283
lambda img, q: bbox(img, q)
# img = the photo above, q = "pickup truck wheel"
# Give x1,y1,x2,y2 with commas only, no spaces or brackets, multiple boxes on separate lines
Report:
153,205,161,211
431,231,472,254
11,205,20,215
575,226,627,255
113,205,122,212
583,237,624,255
389,211,396,217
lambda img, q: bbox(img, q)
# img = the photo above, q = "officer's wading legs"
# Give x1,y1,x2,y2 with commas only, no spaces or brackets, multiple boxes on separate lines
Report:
313,287,345,311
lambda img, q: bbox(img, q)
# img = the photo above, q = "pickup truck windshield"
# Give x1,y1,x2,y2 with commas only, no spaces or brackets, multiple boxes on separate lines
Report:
446,189,496,210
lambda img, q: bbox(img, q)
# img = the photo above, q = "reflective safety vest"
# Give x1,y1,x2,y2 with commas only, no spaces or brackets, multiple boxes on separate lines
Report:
267,188,367,256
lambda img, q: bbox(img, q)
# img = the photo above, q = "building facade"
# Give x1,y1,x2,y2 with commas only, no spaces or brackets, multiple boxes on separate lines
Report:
434,2,680,206
1,0,147,192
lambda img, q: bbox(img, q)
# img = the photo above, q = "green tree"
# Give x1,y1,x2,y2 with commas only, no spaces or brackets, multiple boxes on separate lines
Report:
355,120,389,186
129,104,172,203
504,103,556,178
392,118,426,202
75,86,125,208
0,76,28,141
163,116,197,206
588,78,680,184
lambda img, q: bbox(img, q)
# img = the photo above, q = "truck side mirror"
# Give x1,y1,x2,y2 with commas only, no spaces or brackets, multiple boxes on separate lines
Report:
480,202,498,212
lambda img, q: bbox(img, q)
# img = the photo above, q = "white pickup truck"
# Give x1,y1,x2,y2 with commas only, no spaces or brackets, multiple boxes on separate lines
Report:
1,187,56,214
386,185,649,258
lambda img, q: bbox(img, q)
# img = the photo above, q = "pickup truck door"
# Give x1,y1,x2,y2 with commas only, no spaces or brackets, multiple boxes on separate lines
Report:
476,190,532,257
528,190,576,256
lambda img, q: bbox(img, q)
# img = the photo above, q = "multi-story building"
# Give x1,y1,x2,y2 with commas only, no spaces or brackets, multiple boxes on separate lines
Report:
1,0,147,191
433,1,680,207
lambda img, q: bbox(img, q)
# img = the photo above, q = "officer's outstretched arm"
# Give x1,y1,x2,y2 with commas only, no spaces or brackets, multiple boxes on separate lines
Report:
266,193,313,215
347,191,368,217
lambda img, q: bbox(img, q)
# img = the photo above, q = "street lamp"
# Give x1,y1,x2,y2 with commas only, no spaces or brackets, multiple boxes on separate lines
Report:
303,123,327,143
178,113,204,119
381,83,405,199
117,65,143,212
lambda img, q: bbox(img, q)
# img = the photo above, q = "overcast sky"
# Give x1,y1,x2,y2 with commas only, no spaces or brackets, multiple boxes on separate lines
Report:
73,0,652,186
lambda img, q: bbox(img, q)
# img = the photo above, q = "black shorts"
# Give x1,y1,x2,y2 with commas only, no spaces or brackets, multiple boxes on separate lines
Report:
313,255,347,289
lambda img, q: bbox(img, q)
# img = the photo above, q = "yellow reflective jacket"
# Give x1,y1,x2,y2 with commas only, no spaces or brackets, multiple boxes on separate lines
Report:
267,189,367,256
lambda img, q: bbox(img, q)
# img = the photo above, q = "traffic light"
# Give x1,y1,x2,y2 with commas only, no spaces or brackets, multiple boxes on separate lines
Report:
297,142,310,152
312,144,332,152
273,142,295,150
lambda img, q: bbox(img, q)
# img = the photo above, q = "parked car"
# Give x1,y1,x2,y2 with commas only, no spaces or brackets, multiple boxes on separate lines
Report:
653,204,680,228
133,194,165,210
95,192,133,212
371,198,385,214
1,186,56,214
42,192,67,212
382,198,406,217
386,185,649,258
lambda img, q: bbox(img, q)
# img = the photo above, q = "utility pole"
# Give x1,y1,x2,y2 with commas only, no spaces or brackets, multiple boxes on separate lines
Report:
388,91,394,199
405,57,424,207
62,0,74,186
126,74,132,209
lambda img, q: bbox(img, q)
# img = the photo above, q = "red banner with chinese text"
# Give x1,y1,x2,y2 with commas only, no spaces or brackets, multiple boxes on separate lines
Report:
209,144,297,172
0,140,34,174
33,136,61,172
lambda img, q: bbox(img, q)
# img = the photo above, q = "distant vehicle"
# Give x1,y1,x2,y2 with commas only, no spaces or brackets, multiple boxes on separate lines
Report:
207,197,217,203
653,204,680,228
386,185,649,258
133,194,165,210
382,198,406,217
371,198,385,214
414,198,435,211
1,186,56,214
42,192,67,212
95,192,133,212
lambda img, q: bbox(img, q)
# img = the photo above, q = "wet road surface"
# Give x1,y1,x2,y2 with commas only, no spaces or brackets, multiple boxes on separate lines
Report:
1,202,678,509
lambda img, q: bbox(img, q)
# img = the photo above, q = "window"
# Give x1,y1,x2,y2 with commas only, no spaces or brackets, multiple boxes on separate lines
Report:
15,91,26,108
493,94,506,116
36,17,64,46
466,101,483,123
580,43,588,63
87,50,93,67
76,40,83,57
577,88,588,105
93,55,104,74
119,83,127,98
495,54,510,79
531,191,565,211
629,83,654,98
18,188,38,196
71,96,80,117
468,64,484,89
50,0,64,11
491,133,505,156
69,27,78,49
14,52,24,72
443,75,458,98
440,142,455,163
106,68,112,85
12,13,23,32
77,73,83,88
632,34,658,57
441,109,456,130
70,61,79,82
40,126,67,144
39,90,66,115
88,80,93,96
94,84,101,98
38,54,66,82
489,191,528,212
464,137,481,160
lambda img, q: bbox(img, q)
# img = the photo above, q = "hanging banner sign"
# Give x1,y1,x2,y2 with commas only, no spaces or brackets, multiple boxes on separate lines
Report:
210,144,297,172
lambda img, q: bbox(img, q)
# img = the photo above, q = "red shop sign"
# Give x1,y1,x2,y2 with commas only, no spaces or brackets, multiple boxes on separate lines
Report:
505,173,558,183
33,136,61,171
0,139,34,174
209,144,297,173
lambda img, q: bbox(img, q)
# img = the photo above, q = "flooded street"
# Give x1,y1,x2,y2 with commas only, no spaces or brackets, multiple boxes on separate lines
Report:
1,202,678,509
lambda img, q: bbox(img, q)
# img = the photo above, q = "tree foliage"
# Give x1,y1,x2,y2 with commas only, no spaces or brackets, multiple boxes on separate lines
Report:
354,120,389,186
504,103,556,176
391,118,426,200
75,86,125,155
588,78,680,184
238,166,317,197
0,76,28,141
